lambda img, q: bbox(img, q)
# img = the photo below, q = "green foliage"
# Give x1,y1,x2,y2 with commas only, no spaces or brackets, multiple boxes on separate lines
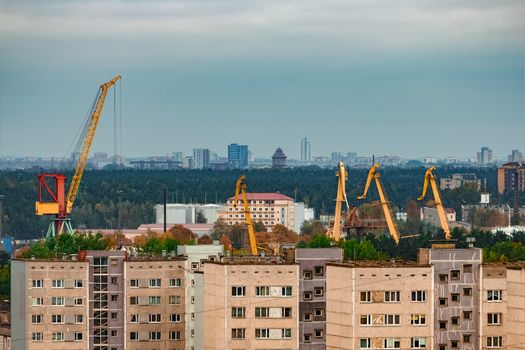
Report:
20,232,111,259
196,210,207,224
0,264,9,299
308,234,333,248
253,221,267,233
300,220,326,235
338,238,387,260
483,242,525,262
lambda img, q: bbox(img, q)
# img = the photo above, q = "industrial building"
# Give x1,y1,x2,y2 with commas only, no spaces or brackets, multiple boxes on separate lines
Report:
154,203,226,225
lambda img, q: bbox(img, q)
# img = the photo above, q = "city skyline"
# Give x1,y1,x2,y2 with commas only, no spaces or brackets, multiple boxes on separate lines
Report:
1,1,524,159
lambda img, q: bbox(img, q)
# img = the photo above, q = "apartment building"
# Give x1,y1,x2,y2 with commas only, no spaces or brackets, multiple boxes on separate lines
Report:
481,263,525,350
326,260,434,350
218,193,296,231
177,245,224,350
419,247,482,350
295,248,343,350
125,257,186,350
203,257,299,350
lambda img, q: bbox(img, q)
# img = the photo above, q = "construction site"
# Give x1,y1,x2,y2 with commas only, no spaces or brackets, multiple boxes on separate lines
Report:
2,76,524,350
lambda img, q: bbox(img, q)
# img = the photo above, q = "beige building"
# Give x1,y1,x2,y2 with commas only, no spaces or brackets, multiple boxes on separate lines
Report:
218,193,296,231
203,257,299,350
326,261,434,350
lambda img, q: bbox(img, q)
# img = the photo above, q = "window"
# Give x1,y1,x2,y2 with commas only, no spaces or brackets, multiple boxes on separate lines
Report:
74,332,83,341
231,307,245,318
75,314,83,323
31,314,43,324
149,314,161,323
111,258,118,267
51,314,63,324
130,279,139,288
451,293,460,302
451,340,459,348
304,291,313,300
149,278,161,287
74,279,83,288
439,298,448,306
488,290,502,301
488,313,502,325
74,298,83,306
314,308,323,317
411,314,426,325
170,278,182,287
32,279,43,288
304,334,312,343
231,328,245,339
255,328,269,339
32,297,43,306
360,314,372,325
411,290,426,302
451,317,460,326
384,338,401,349
111,294,118,302
360,338,371,349
170,313,181,322
439,321,447,330
450,270,460,280
314,287,324,296
282,329,292,338
282,286,292,296
255,307,269,318
32,332,43,341
130,314,138,323
303,270,313,279
315,329,323,338
304,313,313,321
439,274,448,283
314,266,324,276
464,287,472,296
191,262,199,270
282,307,292,318
149,296,161,305
111,277,118,285
130,297,138,305
463,334,472,343
463,264,472,273
169,295,180,304
52,279,64,288
360,291,371,302
130,332,139,341
111,330,117,337
411,337,426,349
384,314,400,325
51,297,64,306
463,311,472,319
255,286,270,296
170,331,181,340
149,331,161,340
52,332,64,341
232,286,246,296
439,344,447,350
384,291,400,302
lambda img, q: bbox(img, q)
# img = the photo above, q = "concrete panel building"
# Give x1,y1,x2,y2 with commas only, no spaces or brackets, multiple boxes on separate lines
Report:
296,248,343,350
326,261,434,350
203,257,299,350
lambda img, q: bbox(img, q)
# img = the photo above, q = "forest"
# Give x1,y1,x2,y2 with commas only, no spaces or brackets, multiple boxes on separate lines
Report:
0,165,520,239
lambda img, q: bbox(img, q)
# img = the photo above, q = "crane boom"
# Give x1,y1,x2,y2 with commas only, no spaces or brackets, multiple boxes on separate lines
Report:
357,163,399,244
233,176,258,255
326,162,349,242
65,75,121,213
418,166,451,240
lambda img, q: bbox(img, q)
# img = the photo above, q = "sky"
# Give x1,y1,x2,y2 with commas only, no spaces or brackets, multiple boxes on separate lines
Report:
0,0,524,160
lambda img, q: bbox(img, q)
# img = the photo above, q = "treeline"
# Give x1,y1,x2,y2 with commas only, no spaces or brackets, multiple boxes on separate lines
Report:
0,166,519,239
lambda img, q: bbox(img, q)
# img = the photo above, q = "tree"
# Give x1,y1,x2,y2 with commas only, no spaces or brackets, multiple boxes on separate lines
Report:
253,221,267,233
198,235,213,245
212,218,230,240
219,234,232,250
196,210,207,223
338,238,386,260
308,234,332,248
170,225,196,244
300,220,326,235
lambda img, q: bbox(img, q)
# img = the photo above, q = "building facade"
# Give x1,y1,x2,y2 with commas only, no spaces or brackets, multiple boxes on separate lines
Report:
301,138,311,162
227,144,248,169
203,258,299,350
477,147,493,165
192,149,210,170
272,148,287,168
497,162,525,194
440,174,481,191
217,193,296,231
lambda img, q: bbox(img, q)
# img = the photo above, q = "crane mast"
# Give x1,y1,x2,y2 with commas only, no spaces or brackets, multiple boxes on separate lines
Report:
357,162,399,244
418,166,451,240
233,176,259,255
326,162,349,242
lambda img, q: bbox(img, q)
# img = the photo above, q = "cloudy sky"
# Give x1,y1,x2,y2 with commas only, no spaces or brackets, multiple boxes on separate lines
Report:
0,0,524,159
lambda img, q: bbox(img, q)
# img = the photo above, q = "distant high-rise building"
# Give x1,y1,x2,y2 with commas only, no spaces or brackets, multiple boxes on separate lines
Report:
477,147,493,165
228,143,249,169
182,156,193,169
272,147,287,168
193,148,210,169
300,137,311,161
331,152,344,161
508,149,524,163
172,152,183,162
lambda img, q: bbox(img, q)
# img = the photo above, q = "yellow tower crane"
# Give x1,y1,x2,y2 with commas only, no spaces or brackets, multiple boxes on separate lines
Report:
418,166,451,240
326,162,349,242
233,176,259,255
357,162,399,244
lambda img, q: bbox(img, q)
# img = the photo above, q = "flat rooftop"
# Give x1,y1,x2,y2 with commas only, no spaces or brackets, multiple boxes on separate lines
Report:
327,260,430,268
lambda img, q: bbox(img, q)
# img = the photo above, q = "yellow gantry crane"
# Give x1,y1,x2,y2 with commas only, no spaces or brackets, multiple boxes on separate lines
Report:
233,176,259,255
418,166,451,240
326,162,349,242
357,162,399,244
35,75,121,236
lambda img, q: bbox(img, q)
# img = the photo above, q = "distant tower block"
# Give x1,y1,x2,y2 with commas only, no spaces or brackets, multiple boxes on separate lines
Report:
272,147,287,169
